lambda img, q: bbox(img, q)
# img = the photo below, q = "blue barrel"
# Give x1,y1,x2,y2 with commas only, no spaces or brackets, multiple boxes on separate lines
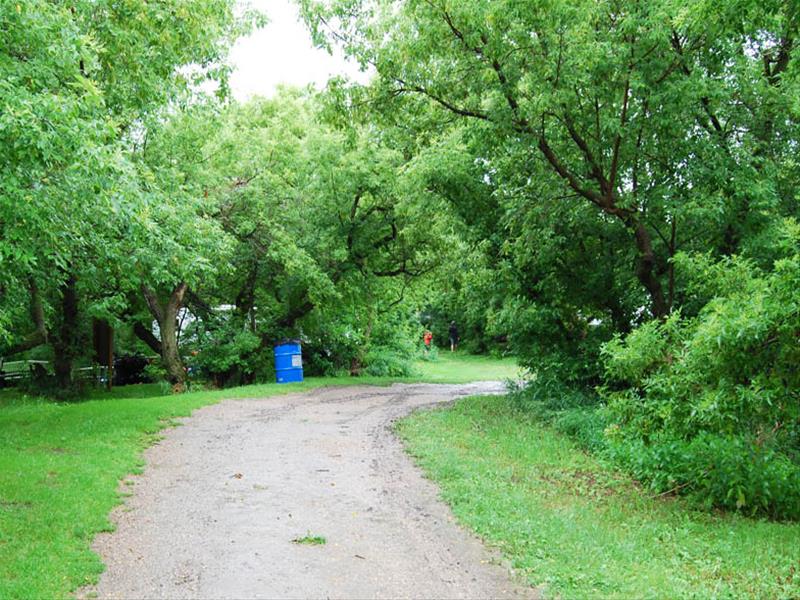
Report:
274,339,303,384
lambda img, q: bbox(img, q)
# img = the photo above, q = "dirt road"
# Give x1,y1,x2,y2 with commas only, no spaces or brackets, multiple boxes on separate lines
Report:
83,383,535,599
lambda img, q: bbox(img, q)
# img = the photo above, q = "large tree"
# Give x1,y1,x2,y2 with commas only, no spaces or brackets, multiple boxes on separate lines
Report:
0,0,256,387
140,91,452,383
298,0,799,384
300,0,799,318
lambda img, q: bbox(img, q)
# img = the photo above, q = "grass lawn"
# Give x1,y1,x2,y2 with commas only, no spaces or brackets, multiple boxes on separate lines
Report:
415,351,521,383
0,353,514,599
397,395,800,598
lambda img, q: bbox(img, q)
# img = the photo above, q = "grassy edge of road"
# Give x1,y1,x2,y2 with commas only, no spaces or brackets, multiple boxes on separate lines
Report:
397,395,800,599
0,353,519,599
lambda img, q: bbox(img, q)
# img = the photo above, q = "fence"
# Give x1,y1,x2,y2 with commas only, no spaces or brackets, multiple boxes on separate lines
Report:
0,360,109,387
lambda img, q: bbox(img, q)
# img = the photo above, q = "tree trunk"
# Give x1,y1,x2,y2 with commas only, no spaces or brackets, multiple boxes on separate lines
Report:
160,294,185,386
53,274,79,388
142,282,188,388
632,221,669,319
235,261,258,332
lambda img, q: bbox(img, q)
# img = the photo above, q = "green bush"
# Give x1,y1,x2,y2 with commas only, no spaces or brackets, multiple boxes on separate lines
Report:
507,374,597,414
361,311,419,377
551,408,608,453
603,249,800,445
142,362,168,384
419,344,439,361
301,330,362,376
363,347,416,377
192,326,261,387
599,231,800,519
604,434,800,519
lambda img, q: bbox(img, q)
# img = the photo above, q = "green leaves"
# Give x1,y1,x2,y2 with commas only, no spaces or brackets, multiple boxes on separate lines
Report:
0,0,249,352
599,236,800,518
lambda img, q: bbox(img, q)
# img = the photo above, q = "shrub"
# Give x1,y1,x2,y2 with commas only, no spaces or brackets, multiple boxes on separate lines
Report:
507,374,598,414
301,331,361,377
192,327,261,387
363,347,417,377
599,234,800,519
142,362,168,384
552,407,608,453
419,344,439,361
604,434,800,519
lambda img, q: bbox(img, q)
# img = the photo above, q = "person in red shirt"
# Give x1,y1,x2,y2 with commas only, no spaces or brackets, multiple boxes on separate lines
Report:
423,330,433,353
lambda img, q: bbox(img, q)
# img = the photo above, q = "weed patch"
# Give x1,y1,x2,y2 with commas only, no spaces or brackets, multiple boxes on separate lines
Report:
292,533,327,545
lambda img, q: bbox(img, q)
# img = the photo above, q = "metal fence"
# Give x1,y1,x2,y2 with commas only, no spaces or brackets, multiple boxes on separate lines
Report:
0,360,109,387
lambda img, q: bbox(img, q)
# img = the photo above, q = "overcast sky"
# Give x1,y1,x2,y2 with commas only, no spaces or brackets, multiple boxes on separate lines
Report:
229,0,369,100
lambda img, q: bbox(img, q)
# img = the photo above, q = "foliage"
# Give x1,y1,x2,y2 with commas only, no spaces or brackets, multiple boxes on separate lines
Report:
398,395,800,598
419,344,439,362
0,0,257,389
184,315,262,386
599,240,800,517
298,0,800,520
363,313,420,377
301,0,800,374
549,408,608,454
2,0,799,526
604,433,800,520
137,90,457,383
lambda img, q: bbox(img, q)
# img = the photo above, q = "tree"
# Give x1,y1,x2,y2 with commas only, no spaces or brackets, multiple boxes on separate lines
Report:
0,0,257,389
300,0,799,381
141,90,452,383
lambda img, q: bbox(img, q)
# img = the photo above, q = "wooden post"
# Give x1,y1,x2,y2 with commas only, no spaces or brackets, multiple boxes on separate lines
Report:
93,319,114,390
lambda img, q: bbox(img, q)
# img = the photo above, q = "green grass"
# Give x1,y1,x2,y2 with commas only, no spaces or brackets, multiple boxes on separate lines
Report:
397,395,800,599
414,351,521,383
0,353,514,599
292,533,327,545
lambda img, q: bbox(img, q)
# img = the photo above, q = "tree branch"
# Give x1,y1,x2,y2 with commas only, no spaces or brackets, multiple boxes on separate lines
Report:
141,285,164,324
393,79,489,121
133,321,162,355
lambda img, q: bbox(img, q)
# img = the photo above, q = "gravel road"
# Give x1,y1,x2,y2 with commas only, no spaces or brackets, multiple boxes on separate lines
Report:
81,383,536,599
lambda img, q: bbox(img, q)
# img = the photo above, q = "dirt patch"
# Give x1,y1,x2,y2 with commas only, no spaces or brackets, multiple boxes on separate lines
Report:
79,382,537,599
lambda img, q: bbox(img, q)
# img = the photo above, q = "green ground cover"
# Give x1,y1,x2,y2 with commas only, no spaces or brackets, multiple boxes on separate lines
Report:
0,354,513,599
415,352,521,383
398,395,800,598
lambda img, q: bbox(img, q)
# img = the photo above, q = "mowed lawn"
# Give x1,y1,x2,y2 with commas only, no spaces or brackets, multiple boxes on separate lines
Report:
0,354,516,599
398,396,800,599
415,352,522,383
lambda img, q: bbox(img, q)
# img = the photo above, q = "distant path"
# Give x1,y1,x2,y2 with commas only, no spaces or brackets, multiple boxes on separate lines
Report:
81,383,536,599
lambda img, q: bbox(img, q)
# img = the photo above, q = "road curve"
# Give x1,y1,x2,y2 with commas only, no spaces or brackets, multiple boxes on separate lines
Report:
81,383,536,599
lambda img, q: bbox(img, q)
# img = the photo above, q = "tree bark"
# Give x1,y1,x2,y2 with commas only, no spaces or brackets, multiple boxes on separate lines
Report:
53,274,79,388
632,221,669,318
235,261,258,332
142,282,188,387
133,321,162,355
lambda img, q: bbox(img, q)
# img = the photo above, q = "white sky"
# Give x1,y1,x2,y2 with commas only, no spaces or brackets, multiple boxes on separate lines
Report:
229,0,369,100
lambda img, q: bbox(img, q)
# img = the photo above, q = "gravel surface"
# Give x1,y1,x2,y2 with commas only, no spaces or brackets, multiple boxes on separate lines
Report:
81,383,537,599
